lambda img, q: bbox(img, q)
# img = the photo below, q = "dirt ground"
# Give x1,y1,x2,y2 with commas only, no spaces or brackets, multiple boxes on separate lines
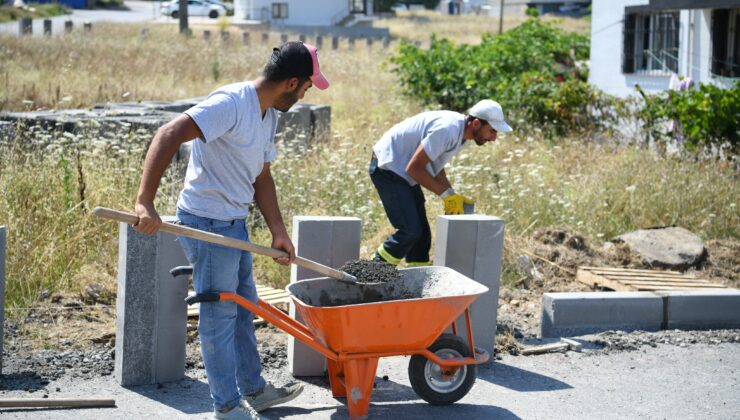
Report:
497,229,740,339
1,229,738,394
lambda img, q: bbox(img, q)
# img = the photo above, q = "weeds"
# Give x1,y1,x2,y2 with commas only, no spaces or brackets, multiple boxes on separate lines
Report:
0,22,737,308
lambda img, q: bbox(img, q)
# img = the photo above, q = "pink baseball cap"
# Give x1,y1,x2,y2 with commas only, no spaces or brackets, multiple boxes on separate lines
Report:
303,43,330,90
271,41,330,90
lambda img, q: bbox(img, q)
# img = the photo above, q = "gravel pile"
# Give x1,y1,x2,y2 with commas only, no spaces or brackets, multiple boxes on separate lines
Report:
259,341,288,370
586,329,740,353
339,259,400,284
0,345,114,392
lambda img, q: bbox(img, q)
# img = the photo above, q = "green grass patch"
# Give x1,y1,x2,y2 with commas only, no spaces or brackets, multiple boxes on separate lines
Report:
0,3,69,23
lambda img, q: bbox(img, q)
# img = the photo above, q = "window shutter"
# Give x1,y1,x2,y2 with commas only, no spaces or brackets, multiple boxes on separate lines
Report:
623,13,636,73
712,9,730,76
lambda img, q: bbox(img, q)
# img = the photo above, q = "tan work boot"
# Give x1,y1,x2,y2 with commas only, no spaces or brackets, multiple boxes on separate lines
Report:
245,382,304,412
214,400,266,420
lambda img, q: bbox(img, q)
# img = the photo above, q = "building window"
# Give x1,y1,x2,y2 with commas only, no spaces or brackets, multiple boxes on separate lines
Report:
623,11,680,74
272,3,288,19
350,0,366,14
712,9,740,78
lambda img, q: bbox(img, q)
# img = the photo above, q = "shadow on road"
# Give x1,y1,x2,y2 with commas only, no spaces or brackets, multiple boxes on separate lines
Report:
0,371,49,391
478,363,572,392
269,402,519,420
128,376,212,415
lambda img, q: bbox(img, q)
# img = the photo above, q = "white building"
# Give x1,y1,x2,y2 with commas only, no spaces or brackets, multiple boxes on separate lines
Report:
237,0,373,26
589,0,740,97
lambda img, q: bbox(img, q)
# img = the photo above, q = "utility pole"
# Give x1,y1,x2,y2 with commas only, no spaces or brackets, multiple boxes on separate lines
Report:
179,0,189,35
498,0,505,35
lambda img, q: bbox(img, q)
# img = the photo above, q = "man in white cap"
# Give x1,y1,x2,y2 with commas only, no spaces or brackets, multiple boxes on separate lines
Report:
370,100,512,266
132,41,329,419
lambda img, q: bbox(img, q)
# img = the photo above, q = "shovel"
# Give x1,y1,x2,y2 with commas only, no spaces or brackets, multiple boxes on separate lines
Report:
93,207,362,285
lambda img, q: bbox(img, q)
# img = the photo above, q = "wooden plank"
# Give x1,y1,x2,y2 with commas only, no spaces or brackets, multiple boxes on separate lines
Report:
576,269,633,291
599,273,700,281
580,266,685,276
576,267,726,292
187,284,291,325
627,282,725,289
633,285,729,291
265,298,291,304
258,290,289,298
617,280,725,287
0,398,116,408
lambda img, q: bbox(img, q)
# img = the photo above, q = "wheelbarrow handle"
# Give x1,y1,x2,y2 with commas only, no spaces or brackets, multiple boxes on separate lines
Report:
92,207,359,284
185,293,221,305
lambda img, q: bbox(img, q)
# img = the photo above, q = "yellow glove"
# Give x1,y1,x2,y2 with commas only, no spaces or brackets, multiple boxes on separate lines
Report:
441,189,474,215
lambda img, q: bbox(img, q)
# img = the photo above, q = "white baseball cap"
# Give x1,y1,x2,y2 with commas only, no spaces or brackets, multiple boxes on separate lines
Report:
468,100,512,133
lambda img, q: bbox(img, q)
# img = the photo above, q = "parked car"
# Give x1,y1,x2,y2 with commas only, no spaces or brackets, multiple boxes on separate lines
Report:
160,0,227,19
205,0,233,16
390,2,408,12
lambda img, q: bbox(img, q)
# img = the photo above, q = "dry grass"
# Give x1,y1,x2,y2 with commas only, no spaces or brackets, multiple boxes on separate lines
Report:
1,20,737,308
373,10,590,45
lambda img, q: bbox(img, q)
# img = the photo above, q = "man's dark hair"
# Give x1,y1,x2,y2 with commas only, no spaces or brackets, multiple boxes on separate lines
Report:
263,41,313,85
466,115,489,126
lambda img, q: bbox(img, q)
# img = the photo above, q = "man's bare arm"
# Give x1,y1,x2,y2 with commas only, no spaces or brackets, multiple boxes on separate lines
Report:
434,169,453,191
406,145,449,196
134,114,202,234
253,163,296,265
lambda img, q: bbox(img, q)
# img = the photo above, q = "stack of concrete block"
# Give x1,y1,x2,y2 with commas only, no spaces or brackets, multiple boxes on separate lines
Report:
275,104,332,147
434,215,505,358
115,217,190,386
541,289,740,337
288,216,361,376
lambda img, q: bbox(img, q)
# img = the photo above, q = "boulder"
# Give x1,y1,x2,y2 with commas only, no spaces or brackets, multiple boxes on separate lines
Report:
613,226,706,270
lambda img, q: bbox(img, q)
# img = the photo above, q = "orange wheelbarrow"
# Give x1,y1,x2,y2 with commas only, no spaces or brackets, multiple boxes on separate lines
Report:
187,266,490,419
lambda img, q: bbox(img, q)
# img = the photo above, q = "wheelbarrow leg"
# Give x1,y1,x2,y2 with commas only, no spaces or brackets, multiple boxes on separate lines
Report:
340,357,379,419
327,359,346,397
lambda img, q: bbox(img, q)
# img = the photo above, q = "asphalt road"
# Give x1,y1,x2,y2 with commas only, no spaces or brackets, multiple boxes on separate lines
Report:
1,342,738,419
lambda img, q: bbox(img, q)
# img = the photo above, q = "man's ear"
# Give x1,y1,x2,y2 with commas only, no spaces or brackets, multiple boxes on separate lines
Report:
471,118,482,129
285,77,299,91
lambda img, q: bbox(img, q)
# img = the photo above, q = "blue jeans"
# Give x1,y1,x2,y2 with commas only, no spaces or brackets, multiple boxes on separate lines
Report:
369,158,431,263
176,208,266,412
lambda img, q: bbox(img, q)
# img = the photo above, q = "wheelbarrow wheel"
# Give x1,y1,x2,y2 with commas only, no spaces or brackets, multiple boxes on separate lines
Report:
408,333,477,405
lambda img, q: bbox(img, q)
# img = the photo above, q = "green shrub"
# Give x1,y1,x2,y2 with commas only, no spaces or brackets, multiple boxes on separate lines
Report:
637,81,740,151
390,19,598,136
0,3,69,23
525,6,539,17
96,0,124,8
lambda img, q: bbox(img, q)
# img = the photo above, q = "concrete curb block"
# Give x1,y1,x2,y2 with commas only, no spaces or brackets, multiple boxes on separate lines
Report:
660,289,740,330
541,290,740,337
541,292,663,338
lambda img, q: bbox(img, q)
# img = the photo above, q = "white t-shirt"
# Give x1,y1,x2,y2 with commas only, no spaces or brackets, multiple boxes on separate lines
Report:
372,111,467,186
177,82,278,220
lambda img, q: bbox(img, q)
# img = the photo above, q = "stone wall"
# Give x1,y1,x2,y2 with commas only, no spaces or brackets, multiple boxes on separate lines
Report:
0,99,331,153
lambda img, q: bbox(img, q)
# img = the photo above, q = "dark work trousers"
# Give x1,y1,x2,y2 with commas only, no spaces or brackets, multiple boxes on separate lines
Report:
369,157,431,264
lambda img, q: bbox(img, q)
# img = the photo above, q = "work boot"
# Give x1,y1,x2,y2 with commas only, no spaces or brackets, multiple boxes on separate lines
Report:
245,382,303,412
214,401,266,420
373,252,391,265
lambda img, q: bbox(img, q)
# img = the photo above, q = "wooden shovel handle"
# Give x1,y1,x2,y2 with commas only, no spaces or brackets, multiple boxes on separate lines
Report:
0,398,116,408
92,207,358,284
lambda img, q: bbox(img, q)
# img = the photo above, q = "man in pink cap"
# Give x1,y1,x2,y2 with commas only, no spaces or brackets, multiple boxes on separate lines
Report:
132,42,329,420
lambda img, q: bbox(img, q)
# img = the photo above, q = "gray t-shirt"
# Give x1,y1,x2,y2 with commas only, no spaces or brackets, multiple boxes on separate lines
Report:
177,82,278,220
372,111,467,186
